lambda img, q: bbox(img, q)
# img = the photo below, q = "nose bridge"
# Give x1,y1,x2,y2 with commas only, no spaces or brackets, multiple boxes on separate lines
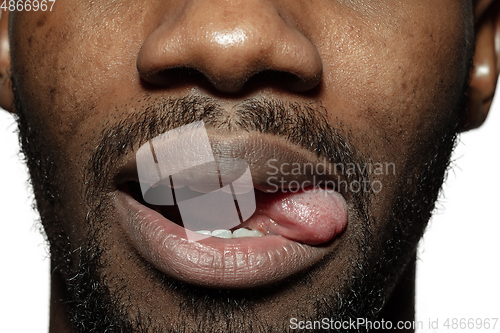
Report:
137,0,323,93
192,0,275,38
181,0,278,70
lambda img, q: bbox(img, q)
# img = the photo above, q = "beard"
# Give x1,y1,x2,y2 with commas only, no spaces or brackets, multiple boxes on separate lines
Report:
13,86,464,332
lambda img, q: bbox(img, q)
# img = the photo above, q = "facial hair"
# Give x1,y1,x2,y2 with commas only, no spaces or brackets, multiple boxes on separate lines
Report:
14,90,463,332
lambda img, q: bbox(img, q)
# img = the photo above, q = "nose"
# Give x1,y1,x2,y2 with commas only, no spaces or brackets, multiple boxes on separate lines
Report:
137,0,323,93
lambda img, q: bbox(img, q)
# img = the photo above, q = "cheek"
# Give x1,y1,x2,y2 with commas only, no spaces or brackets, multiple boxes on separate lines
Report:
10,2,148,145
316,1,470,160
308,1,471,224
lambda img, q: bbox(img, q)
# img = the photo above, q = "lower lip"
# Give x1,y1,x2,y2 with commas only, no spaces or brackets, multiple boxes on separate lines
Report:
115,190,339,288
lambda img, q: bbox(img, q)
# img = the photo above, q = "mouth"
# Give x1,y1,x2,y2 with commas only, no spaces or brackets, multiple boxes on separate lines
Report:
114,130,348,288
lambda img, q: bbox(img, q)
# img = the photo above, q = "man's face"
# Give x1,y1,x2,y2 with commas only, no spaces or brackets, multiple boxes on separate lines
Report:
8,0,474,332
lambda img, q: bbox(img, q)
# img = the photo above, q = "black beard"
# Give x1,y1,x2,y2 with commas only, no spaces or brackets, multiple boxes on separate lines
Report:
13,87,463,332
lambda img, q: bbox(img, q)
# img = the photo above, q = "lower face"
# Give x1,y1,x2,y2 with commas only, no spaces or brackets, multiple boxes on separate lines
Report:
10,1,472,332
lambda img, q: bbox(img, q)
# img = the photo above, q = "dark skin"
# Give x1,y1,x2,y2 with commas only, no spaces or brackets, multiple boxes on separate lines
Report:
1,0,499,332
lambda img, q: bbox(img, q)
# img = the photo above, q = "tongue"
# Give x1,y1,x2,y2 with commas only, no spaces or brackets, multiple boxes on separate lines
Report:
257,188,348,245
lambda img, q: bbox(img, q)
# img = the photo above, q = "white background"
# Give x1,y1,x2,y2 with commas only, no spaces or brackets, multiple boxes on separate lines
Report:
0,93,499,332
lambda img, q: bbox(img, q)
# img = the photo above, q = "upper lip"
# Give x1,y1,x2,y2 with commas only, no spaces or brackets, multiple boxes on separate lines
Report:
115,130,346,193
112,131,348,288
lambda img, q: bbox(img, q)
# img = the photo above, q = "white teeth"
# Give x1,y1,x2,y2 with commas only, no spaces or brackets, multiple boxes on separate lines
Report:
233,228,265,238
195,228,266,238
211,229,233,239
195,230,212,236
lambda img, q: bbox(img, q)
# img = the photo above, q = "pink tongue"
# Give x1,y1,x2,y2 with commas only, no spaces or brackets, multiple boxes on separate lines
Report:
261,188,348,245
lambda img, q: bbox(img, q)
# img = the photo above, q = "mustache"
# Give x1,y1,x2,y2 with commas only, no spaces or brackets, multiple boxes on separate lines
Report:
84,96,371,205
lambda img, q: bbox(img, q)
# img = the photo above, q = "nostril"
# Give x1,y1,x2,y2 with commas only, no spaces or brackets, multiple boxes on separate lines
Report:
206,69,322,94
139,67,212,88
245,70,321,93
140,67,321,95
